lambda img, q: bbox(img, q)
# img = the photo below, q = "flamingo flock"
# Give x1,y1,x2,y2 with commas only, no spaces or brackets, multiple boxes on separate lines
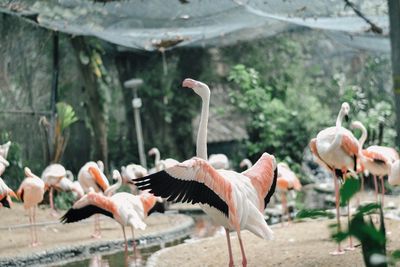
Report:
0,78,399,267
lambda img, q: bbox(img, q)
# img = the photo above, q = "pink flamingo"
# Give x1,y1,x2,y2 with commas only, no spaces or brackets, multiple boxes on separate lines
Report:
351,121,399,207
309,102,360,255
209,153,230,169
121,163,148,193
17,167,45,247
148,147,179,172
276,162,302,224
54,175,84,200
78,161,110,238
62,171,160,260
41,163,71,215
239,158,253,170
0,177,17,208
135,78,277,267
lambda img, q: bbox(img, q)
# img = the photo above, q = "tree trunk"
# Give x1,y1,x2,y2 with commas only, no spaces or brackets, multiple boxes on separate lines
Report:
70,36,109,174
389,0,400,146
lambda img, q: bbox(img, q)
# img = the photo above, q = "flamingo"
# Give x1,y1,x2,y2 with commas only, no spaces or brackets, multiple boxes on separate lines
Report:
0,141,11,176
55,175,84,200
121,164,148,193
239,159,253,170
17,167,45,247
78,161,110,238
276,162,302,225
351,121,399,207
0,177,17,208
135,78,277,267
61,170,161,260
209,153,230,169
148,147,179,172
309,102,360,255
41,164,70,215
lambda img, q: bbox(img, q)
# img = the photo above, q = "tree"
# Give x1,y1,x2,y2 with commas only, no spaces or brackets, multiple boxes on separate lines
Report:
388,0,400,147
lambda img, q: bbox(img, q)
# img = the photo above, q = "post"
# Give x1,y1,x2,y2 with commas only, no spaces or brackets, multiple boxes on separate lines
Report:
124,78,147,168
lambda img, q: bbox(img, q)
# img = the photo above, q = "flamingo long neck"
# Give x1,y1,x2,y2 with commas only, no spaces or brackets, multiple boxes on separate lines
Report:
197,93,210,160
105,174,122,196
154,149,160,166
330,108,346,151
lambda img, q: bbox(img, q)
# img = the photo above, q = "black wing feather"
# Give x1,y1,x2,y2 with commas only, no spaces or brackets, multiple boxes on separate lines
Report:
264,167,278,209
60,205,114,224
0,196,10,208
135,170,229,217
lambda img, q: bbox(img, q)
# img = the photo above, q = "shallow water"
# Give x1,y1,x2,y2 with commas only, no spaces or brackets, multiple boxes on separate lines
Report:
58,214,221,267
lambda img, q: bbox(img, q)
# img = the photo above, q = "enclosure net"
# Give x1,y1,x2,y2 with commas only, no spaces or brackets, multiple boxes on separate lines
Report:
0,0,390,52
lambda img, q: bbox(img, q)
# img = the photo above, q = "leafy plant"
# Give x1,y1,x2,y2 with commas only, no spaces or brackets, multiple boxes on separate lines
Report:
40,102,78,163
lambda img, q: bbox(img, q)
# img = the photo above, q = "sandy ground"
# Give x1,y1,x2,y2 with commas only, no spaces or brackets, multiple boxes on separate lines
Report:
0,203,189,259
149,218,400,267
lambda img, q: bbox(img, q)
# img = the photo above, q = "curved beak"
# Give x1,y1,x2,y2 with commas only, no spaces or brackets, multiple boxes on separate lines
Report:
344,114,349,122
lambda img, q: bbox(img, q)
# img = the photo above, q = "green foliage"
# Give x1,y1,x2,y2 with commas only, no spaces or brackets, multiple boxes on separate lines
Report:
339,177,360,207
54,191,76,210
228,64,329,174
295,209,335,220
332,204,387,267
56,102,78,132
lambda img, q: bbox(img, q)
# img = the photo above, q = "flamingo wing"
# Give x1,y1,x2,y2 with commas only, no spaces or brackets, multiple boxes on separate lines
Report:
61,205,113,223
134,157,230,217
362,150,388,165
309,138,332,171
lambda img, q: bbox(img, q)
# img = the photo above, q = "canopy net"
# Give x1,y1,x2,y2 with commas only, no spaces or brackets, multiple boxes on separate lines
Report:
0,0,390,52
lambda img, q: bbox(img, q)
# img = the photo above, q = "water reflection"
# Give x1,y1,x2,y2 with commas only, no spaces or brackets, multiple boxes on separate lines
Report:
61,214,222,267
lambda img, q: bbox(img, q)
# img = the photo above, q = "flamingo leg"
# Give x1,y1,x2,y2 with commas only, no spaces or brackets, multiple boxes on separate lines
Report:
33,205,39,246
91,214,101,239
373,175,379,203
130,226,137,258
380,176,385,208
345,201,355,251
330,171,345,255
281,191,289,226
224,228,234,267
236,230,247,267
122,226,128,255
28,207,34,247
49,187,59,217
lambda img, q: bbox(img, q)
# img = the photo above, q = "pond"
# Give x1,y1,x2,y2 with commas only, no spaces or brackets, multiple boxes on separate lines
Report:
57,214,223,267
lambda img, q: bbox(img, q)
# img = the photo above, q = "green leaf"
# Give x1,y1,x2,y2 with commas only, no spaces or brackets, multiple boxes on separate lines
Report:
340,177,360,206
295,209,335,220
56,102,79,132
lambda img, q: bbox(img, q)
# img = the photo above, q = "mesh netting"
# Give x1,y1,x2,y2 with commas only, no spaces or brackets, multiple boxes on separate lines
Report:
0,0,389,52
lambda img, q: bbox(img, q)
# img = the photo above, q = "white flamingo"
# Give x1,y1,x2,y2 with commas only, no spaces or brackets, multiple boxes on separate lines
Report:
148,147,179,172
62,171,160,259
78,161,110,238
351,121,399,207
17,167,45,247
135,78,277,267
309,102,360,255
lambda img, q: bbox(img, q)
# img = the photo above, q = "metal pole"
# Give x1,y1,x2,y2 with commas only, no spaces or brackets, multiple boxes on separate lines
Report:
124,79,146,168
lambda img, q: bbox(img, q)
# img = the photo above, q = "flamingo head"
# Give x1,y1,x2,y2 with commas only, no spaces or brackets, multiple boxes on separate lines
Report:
182,78,210,98
341,102,350,122
148,147,158,156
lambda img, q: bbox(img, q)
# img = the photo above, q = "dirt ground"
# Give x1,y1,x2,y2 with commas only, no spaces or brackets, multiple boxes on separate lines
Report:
0,203,189,259
149,218,400,267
